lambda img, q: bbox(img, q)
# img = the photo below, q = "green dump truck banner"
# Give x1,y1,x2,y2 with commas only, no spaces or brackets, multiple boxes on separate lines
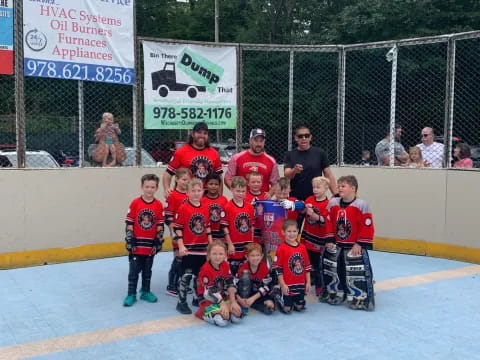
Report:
143,41,237,130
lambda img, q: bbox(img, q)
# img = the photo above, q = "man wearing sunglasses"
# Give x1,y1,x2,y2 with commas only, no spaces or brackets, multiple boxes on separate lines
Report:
416,127,444,168
284,125,337,201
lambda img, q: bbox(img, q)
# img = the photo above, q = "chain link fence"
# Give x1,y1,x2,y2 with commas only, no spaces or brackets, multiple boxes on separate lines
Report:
4,31,480,169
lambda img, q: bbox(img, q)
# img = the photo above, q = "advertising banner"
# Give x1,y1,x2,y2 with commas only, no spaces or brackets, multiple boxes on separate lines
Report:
23,0,135,85
0,0,14,75
143,41,237,129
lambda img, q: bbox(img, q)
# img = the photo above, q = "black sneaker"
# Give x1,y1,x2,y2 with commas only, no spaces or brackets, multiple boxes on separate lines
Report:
176,302,192,315
191,298,199,307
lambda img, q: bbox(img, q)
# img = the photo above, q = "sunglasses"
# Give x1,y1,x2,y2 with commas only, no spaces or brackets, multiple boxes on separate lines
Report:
296,133,311,139
422,133,431,137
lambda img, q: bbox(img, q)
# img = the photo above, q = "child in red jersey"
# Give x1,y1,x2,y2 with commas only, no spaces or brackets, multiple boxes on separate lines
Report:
235,243,275,315
164,168,191,296
323,175,375,311
195,241,243,326
221,176,254,276
203,173,228,242
245,172,268,245
301,176,334,296
273,177,303,222
272,219,311,313
174,179,212,315
123,174,165,307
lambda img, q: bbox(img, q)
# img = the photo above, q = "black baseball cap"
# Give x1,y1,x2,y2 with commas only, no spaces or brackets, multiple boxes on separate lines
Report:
250,128,266,139
193,122,208,132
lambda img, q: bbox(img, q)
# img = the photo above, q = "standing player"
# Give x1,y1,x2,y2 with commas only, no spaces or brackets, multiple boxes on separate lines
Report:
164,168,191,296
163,122,223,198
195,241,243,326
203,173,228,242
221,176,255,276
225,128,279,194
245,172,268,245
301,176,334,296
272,219,311,313
123,174,164,307
322,175,375,311
274,177,304,222
174,179,212,314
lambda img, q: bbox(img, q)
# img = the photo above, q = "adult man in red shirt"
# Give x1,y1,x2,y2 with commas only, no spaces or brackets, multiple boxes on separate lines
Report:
163,122,223,198
225,128,280,194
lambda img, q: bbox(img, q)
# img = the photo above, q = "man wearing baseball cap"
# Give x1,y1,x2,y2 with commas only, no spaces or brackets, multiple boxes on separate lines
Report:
225,128,280,193
163,121,223,198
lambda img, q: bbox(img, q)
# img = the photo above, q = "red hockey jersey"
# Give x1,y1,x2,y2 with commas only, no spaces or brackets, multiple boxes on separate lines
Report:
202,194,228,241
221,200,254,260
301,196,333,252
164,190,188,224
327,197,374,248
125,197,164,256
237,261,272,296
272,241,311,295
197,260,234,303
174,200,211,255
246,191,268,245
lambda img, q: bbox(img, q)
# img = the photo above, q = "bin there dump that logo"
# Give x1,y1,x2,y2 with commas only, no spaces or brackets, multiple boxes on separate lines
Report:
178,49,224,94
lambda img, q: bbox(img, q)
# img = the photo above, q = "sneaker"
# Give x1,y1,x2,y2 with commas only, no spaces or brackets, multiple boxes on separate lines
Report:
191,298,199,307
176,301,192,315
165,286,178,297
140,291,158,303
123,295,137,307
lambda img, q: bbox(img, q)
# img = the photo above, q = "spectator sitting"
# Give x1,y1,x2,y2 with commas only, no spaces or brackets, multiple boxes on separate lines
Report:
92,112,126,167
453,143,473,168
375,124,408,166
355,150,374,166
407,146,425,168
417,127,444,168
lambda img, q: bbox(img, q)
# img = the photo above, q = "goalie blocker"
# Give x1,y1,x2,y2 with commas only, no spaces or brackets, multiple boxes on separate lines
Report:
320,245,375,311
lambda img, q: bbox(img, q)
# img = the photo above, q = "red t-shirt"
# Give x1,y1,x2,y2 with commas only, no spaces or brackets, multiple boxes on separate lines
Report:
301,196,333,252
174,200,211,255
202,194,228,241
125,197,164,256
272,241,311,294
167,144,222,185
237,261,272,296
197,260,233,302
225,150,279,193
327,198,374,248
221,200,254,260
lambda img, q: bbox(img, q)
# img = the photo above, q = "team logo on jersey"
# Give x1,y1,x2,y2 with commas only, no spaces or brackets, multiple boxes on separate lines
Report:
138,209,155,230
306,206,320,225
235,212,251,233
336,218,352,240
288,253,305,275
189,213,206,235
191,156,213,180
264,213,274,229
365,217,372,226
208,204,224,224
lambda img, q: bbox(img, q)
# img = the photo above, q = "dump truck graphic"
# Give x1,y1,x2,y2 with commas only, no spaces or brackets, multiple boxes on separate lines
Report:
151,62,206,98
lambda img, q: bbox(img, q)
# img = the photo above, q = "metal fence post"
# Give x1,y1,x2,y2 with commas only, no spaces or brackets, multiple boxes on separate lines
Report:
443,38,456,168
133,12,141,166
78,81,84,167
14,0,26,168
236,44,243,152
386,45,398,167
287,51,294,151
336,47,346,166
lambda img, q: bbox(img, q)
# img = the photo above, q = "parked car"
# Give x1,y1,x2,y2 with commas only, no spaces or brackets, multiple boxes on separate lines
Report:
0,150,60,168
123,147,159,167
211,139,237,164
52,150,80,167
150,140,186,164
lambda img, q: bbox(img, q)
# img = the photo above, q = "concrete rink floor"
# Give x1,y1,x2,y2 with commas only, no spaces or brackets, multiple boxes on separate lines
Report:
0,251,479,360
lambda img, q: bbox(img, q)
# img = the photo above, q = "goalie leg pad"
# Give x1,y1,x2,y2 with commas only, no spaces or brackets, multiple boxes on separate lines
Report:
321,246,345,305
344,248,375,311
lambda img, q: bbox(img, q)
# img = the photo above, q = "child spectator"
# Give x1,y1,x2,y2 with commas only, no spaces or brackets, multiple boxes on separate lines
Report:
164,168,191,296
301,176,334,296
272,219,311,313
355,150,374,166
93,112,125,167
408,146,425,168
195,241,243,326
323,175,375,311
123,174,164,307
203,173,228,242
221,176,254,276
235,243,275,315
174,179,212,314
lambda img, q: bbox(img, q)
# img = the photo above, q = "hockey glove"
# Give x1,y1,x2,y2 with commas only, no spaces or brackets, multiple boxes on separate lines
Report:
152,237,164,254
280,199,305,211
125,229,136,253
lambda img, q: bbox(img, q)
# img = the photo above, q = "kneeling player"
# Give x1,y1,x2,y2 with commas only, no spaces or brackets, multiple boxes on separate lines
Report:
322,175,375,311
272,219,311,313
236,243,275,315
195,241,243,326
